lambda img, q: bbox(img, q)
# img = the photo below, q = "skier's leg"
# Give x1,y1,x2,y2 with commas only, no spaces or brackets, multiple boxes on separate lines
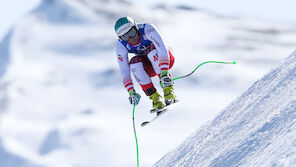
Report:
130,61,155,96
168,48,175,70
146,48,175,77
130,56,165,109
146,49,161,76
146,48,177,105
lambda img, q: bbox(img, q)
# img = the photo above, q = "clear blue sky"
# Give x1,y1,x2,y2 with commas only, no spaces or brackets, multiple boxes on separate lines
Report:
0,0,296,40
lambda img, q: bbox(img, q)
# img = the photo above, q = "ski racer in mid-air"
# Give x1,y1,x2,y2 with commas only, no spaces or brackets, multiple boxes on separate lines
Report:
114,16,177,110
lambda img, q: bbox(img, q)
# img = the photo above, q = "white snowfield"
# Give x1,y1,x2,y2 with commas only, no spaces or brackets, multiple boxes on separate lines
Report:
1,0,296,167
154,50,296,167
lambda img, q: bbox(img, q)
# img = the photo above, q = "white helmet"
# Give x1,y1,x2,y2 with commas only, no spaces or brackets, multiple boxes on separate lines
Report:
114,16,138,37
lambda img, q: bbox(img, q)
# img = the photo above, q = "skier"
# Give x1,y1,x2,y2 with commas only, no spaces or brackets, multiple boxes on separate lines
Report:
114,16,177,110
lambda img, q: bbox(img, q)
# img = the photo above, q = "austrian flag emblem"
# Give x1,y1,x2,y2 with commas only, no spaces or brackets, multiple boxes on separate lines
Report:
118,55,124,61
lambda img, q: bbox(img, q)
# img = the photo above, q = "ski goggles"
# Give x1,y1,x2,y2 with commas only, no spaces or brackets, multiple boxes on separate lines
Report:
119,27,138,41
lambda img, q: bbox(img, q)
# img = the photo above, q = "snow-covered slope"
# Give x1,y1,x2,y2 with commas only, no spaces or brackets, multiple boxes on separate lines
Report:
154,50,296,167
0,31,11,80
0,140,40,167
1,0,296,166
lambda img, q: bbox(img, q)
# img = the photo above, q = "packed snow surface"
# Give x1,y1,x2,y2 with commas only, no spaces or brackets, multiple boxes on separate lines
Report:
155,50,296,167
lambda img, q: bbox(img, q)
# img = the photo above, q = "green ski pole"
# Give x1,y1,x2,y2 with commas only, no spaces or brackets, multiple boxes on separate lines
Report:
130,60,235,167
132,104,140,167
173,61,236,81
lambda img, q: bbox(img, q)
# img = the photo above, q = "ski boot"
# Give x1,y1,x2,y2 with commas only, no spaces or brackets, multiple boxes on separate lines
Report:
160,70,177,105
163,85,177,106
149,91,166,112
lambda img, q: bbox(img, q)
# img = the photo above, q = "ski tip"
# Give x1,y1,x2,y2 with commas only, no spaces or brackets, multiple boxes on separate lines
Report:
141,121,150,127
150,109,158,114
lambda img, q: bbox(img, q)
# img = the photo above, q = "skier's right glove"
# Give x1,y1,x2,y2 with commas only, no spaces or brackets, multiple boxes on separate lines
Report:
129,89,141,106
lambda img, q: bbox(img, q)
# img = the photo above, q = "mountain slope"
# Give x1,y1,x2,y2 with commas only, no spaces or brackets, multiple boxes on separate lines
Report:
0,31,12,79
154,50,296,167
0,140,40,167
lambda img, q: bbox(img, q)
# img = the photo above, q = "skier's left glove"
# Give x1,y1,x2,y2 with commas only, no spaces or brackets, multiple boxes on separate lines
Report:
129,89,141,106
160,70,173,88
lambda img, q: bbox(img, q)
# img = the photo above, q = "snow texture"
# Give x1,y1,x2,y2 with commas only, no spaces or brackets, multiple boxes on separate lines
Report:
0,30,11,78
0,140,40,167
154,50,296,167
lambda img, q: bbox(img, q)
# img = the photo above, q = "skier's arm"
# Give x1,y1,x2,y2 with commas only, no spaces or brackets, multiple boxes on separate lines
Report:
116,41,134,93
144,24,170,71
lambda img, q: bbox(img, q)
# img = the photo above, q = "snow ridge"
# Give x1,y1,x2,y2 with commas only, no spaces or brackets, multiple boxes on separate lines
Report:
0,140,40,167
0,30,12,78
31,0,98,24
154,50,296,167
